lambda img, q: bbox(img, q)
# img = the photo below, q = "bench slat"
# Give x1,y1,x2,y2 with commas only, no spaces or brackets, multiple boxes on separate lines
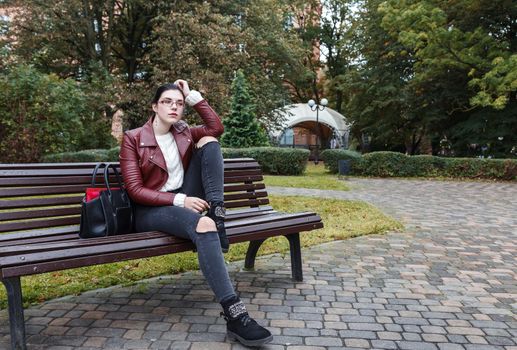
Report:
0,206,278,243
0,195,83,209
224,175,263,184
223,191,267,202
0,211,314,255
0,216,79,233
0,160,259,172
0,213,321,268
0,207,80,221
225,198,269,208
0,212,317,257
1,220,322,279
0,231,178,256
223,183,265,193
0,192,268,221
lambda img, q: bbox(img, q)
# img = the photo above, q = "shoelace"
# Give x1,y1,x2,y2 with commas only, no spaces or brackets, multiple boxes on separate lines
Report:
239,314,252,327
221,312,254,327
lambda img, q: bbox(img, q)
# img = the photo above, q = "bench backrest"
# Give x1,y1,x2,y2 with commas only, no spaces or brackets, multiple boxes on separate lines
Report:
0,158,268,237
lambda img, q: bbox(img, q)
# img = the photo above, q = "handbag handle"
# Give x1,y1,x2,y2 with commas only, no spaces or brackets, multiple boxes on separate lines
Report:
103,163,125,196
90,162,108,187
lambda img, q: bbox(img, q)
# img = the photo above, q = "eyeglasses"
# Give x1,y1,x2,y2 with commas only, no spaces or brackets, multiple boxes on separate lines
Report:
158,99,184,108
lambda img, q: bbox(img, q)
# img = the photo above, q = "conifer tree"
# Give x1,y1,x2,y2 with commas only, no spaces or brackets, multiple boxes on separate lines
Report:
221,70,269,147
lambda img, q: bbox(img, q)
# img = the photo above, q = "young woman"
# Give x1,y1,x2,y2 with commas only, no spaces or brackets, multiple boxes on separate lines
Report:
119,80,273,346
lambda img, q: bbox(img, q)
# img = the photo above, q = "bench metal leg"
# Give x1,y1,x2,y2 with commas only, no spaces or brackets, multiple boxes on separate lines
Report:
285,233,303,281
2,277,26,350
244,239,266,270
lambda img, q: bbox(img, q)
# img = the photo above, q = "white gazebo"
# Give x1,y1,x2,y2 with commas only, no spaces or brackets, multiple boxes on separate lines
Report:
271,103,351,150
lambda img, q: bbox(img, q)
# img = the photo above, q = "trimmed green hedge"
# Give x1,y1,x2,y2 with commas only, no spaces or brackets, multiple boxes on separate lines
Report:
320,149,362,173
42,146,310,175
41,149,112,162
321,150,517,180
222,147,309,175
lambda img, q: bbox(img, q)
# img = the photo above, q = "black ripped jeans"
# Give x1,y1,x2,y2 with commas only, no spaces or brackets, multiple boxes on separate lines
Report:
133,141,235,302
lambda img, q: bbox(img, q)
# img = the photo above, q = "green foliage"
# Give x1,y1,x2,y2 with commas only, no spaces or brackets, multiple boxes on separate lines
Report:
42,147,120,162
221,70,269,147
330,151,517,180
379,0,516,111
334,0,516,157
356,151,411,177
441,158,517,180
41,149,109,163
320,149,363,173
107,146,121,162
0,65,112,162
222,147,309,175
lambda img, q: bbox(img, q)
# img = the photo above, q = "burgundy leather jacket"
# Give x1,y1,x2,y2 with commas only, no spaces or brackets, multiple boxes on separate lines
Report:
119,100,224,206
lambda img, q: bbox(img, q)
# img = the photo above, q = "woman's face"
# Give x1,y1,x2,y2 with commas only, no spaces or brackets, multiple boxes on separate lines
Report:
152,89,185,125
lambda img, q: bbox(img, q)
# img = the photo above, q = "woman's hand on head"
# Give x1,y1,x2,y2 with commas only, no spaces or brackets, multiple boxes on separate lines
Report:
174,79,191,97
184,196,209,213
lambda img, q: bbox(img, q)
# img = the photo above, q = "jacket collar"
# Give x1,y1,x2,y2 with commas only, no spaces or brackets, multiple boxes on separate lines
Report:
140,116,189,147
140,118,158,147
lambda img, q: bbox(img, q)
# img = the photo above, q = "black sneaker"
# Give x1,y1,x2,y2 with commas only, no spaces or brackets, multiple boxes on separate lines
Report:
221,297,273,346
208,201,229,253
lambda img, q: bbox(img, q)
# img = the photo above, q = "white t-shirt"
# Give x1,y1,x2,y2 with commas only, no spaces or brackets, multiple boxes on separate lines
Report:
156,133,186,206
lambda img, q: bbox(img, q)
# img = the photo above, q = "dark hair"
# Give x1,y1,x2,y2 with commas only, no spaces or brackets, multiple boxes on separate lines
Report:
151,83,184,104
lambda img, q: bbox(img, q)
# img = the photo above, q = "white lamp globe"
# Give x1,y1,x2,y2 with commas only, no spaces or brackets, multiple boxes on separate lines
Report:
321,98,328,106
308,99,316,107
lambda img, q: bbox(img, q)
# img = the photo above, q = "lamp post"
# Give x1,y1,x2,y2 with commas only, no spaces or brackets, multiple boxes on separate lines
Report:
308,98,328,164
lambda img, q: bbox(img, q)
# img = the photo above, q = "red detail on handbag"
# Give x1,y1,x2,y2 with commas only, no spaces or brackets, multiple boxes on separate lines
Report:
85,187,119,202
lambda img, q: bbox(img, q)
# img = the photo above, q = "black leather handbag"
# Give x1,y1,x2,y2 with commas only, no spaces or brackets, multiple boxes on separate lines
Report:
79,163,133,238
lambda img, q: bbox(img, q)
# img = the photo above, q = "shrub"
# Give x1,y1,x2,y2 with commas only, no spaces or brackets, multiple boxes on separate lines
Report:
107,146,121,161
405,155,447,177
42,149,109,162
320,149,362,174
0,65,113,162
345,151,517,180
222,147,309,175
442,158,517,180
358,151,410,177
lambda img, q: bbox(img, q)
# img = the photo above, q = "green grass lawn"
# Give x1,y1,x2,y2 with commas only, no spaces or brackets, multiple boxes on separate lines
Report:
0,195,401,309
263,162,350,190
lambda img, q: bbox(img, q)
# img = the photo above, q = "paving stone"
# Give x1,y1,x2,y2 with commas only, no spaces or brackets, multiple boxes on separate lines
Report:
438,344,466,350
338,330,377,340
344,338,370,348
348,322,384,331
269,335,303,345
305,336,343,346
447,327,485,336
283,327,319,337
398,341,438,350
423,333,449,342
403,332,422,341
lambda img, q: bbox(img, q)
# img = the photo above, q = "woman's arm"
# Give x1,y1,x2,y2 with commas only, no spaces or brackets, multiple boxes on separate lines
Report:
188,98,224,142
119,132,175,206
175,79,224,142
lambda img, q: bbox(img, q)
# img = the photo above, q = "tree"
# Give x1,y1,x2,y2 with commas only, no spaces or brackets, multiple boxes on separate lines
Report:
335,0,425,154
378,0,516,155
221,70,269,148
318,0,359,113
0,65,112,162
149,0,314,132
331,0,516,156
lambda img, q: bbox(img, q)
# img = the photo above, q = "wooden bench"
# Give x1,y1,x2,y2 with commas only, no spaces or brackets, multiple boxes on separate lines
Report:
0,158,323,350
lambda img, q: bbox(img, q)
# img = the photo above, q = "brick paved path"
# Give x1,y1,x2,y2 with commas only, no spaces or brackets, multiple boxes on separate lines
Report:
0,178,515,349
